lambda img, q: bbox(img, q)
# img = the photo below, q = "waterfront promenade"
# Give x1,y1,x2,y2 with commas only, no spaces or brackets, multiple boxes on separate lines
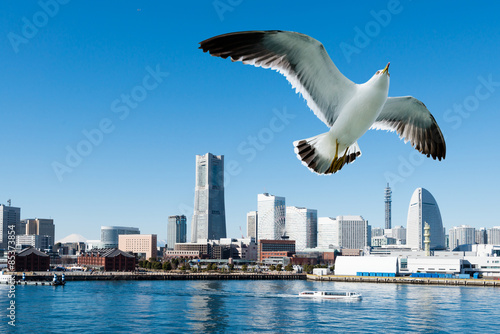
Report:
7,271,306,281
307,274,500,287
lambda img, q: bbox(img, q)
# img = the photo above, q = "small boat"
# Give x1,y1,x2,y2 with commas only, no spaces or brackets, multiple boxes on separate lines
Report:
299,291,362,300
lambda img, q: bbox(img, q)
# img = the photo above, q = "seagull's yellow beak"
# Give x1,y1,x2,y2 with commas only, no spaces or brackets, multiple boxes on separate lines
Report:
382,62,390,74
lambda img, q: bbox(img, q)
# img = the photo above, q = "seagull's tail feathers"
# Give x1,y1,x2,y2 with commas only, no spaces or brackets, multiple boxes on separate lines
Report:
293,132,361,175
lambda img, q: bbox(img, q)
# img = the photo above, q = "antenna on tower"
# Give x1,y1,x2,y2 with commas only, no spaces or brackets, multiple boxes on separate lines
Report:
7,199,11,207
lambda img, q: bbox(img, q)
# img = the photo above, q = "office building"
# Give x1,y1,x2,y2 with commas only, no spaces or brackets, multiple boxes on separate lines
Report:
247,211,258,239
338,215,370,249
475,228,487,244
317,217,339,249
100,226,140,248
118,234,157,260
372,235,397,247
167,215,187,250
371,227,384,237
317,216,370,249
385,183,392,229
488,227,500,245
257,193,286,241
406,188,446,250
390,226,407,245
285,206,317,251
16,234,52,251
449,225,475,250
0,203,21,250
191,153,226,242
22,218,55,248
258,239,295,262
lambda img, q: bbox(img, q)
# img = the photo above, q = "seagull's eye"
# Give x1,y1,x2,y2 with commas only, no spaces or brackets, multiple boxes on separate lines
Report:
376,71,381,75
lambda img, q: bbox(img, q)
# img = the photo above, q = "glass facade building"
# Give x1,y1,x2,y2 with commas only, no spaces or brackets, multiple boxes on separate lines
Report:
167,215,187,250
257,193,285,241
285,206,317,251
191,153,226,242
101,226,140,248
406,188,446,250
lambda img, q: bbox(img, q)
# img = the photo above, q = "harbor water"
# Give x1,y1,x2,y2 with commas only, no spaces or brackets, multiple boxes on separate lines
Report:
1,279,499,333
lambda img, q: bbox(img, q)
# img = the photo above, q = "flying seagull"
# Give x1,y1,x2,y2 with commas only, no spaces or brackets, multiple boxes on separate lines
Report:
199,30,446,174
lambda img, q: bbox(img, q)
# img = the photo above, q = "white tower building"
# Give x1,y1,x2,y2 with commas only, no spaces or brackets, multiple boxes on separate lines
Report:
257,193,285,241
285,206,317,251
406,188,445,250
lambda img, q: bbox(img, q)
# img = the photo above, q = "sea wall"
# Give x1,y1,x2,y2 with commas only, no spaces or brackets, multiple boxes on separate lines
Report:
307,274,500,287
9,271,306,281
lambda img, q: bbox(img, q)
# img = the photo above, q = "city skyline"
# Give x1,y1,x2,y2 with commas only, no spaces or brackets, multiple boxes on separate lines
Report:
2,2,500,242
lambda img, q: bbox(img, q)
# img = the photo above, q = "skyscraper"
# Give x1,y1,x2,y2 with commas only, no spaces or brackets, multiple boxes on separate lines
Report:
385,183,392,229
449,225,475,250
0,203,20,250
191,153,226,242
257,193,285,241
167,215,187,250
247,211,258,239
406,188,446,250
285,206,317,251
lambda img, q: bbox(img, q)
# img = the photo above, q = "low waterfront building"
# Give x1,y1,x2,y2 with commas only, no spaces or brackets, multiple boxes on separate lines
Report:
335,256,398,276
118,234,157,260
78,248,136,271
15,247,50,271
371,235,397,247
164,250,201,260
258,239,295,262
175,242,210,258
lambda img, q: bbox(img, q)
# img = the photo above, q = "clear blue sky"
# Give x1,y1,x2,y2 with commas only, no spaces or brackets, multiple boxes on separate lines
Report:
1,1,499,242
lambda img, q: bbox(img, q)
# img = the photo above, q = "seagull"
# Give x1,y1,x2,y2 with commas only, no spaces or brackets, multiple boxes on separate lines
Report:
199,30,446,174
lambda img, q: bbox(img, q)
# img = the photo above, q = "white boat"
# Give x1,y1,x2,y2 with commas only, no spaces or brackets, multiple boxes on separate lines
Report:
0,270,15,284
299,291,362,300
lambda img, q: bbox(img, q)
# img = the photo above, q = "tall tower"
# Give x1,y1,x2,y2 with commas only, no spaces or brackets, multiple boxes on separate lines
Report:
191,153,226,242
384,183,392,229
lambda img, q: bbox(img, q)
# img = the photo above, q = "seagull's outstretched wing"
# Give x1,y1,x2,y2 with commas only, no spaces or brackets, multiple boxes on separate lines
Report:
199,30,356,127
370,96,446,160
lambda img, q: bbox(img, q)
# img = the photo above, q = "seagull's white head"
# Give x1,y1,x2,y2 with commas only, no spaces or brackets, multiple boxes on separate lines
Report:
376,62,390,77
367,62,390,89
